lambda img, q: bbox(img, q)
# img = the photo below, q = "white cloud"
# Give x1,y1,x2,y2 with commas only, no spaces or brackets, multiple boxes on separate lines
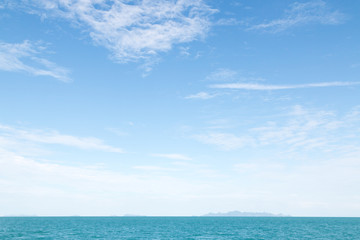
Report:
249,0,345,33
234,163,285,174
0,124,123,153
0,116,360,216
106,128,128,137
0,0,15,9
215,18,240,26
133,165,178,171
0,40,71,81
151,153,192,161
25,0,214,62
193,133,254,151
185,92,216,100
193,106,360,153
250,109,334,151
179,46,191,57
206,68,237,81
210,81,360,90
0,148,210,216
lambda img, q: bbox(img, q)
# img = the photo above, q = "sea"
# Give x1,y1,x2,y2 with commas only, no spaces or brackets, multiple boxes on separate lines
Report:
0,217,359,239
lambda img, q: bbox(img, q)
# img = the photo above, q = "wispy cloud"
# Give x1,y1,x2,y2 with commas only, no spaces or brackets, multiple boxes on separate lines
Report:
0,148,214,215
0,40,71,81
24,0,215,63
133,165,178,171
0,124,123,153
106,128,128,137
193,133,253,151
210,81,360,90
0,0,15,9
249,0,346,33
234,163,285,174
250,105,339,150
193,105,360,152
215,18,240,26
185,92,217,100
206,68,237,81
150,153,192,161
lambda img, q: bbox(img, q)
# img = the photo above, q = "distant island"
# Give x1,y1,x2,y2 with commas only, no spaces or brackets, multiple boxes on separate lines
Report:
123,214,146,217
202,211,287,217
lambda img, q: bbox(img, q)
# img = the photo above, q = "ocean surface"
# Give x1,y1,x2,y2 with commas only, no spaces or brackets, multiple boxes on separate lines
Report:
0,217,359,239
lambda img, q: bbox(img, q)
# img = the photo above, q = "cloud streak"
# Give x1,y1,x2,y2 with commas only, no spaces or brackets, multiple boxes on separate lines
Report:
0,124,123,153
25,0,214,62
193,105,360,153
206,68,237,81
193,133,253,151
185,92,216,100
210,81,360,91
133,165,178,171
0,148,213,216
151,153,192,161
249,0,345,33
0,40,71,81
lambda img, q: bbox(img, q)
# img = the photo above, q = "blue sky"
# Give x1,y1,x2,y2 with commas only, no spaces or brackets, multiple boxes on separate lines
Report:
0,0,359,216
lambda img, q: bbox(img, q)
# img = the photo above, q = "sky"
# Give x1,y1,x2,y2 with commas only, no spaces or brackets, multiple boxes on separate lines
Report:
0,0,359,217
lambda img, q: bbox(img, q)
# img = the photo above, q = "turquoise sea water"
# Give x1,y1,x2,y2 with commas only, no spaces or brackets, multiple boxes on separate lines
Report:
0,217,359,239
